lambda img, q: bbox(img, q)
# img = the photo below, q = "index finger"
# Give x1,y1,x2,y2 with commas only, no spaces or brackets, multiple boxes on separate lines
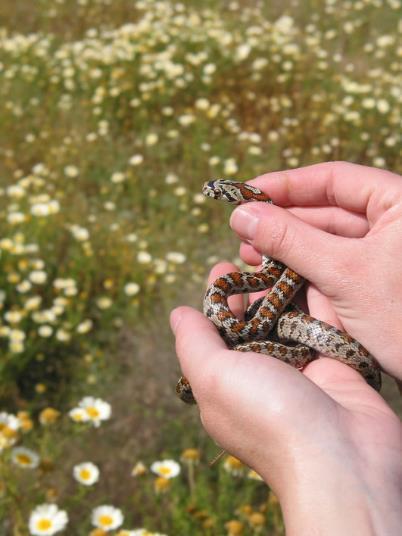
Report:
249,161,401,214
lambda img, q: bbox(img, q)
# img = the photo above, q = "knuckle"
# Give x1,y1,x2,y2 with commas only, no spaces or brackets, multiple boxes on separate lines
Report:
330,159,349,168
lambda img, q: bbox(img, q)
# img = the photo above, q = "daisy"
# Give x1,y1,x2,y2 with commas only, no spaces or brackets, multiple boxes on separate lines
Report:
73,462,100,486
131,461,147,477
128,154,143,166
68,407,87,423
225,520,244,536
11,446,40,469
0,412,20,450
247,469,264,481
91,505,124,531
124,282,140,296
28,504,68,535
116,531,146,536
150,459,180,479
69,397,111,427
180,448,200,464
39,408,61,426
223,455,245,476
17,411,34,432
153,477,170,494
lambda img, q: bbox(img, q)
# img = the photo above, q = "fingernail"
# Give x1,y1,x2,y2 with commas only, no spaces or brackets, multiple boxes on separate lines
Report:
230,206,259,240
170,308,182,334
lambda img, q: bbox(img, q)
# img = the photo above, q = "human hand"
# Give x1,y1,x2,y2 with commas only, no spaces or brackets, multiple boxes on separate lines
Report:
171,261,402,535
229,161,402,381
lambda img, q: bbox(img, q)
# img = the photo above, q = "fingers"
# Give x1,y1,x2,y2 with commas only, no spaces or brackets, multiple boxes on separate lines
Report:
239,242,261,266
236,249,345,325
302,358,385,408
238,204,369,267
305,285,342,329
230,202,359,287
207,262,244,319
170,305,328,443
248,161,401,215
170,305,344,482
288,206,369,237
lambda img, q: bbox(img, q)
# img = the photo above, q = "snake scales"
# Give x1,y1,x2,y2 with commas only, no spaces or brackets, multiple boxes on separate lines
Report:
176,180,381,404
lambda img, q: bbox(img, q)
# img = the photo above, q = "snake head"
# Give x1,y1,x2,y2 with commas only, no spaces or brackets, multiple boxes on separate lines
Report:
202,179,245,204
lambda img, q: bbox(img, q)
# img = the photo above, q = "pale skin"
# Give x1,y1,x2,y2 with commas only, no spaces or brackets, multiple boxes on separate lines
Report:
171,162,402,535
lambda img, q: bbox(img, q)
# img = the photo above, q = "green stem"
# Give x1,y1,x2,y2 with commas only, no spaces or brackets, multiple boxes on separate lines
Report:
187,461,195,497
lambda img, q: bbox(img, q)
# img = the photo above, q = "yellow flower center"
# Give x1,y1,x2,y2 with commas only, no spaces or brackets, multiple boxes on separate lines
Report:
79,468,91,480
89,529,107,536
40,408,60,424
159,466,172,476
16,454,31,465
20,418,33,432
99,515,113,527
36,519,52,530
90,530,107,536
227,456,243,469
249,512,265,526
154,476,170,493
181,448,200,461
225,520,244,535
1,427,17,439
86,406,100,418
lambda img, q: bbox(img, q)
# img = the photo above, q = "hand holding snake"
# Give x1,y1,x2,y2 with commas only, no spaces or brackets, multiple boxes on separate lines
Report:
177,177,381,403
171,163,402,535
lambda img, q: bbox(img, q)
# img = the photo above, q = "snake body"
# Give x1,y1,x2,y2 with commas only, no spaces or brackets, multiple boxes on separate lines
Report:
176,180,381,403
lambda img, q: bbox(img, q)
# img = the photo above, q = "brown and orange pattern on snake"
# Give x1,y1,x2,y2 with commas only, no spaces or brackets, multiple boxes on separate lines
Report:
176,180,381,404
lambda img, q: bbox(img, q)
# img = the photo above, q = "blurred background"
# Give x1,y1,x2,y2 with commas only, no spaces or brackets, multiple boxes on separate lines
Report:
0,0,400,534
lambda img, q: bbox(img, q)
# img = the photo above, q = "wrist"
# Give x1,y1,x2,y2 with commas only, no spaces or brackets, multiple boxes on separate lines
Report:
277,450,401,536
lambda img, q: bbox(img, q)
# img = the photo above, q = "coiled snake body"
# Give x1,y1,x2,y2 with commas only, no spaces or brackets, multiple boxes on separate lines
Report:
176,180,381,404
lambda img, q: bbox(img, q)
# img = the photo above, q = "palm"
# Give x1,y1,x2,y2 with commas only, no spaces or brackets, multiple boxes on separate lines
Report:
202,262,400,471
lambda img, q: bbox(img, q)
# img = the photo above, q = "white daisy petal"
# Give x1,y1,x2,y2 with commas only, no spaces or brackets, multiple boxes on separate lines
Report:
73,462,100,486
91,505,124,531
28,503,68,535
11,446,40,469
150,459,181,479
69,397,111,427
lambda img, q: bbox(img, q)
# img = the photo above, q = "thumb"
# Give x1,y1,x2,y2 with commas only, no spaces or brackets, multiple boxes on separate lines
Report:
230,202,354,288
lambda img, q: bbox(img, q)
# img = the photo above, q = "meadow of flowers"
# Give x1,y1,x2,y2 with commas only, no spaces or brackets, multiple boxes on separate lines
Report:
0,0,400,534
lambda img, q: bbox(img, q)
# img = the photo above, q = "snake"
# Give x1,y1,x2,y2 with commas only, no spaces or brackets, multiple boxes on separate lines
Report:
176,179,381,404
